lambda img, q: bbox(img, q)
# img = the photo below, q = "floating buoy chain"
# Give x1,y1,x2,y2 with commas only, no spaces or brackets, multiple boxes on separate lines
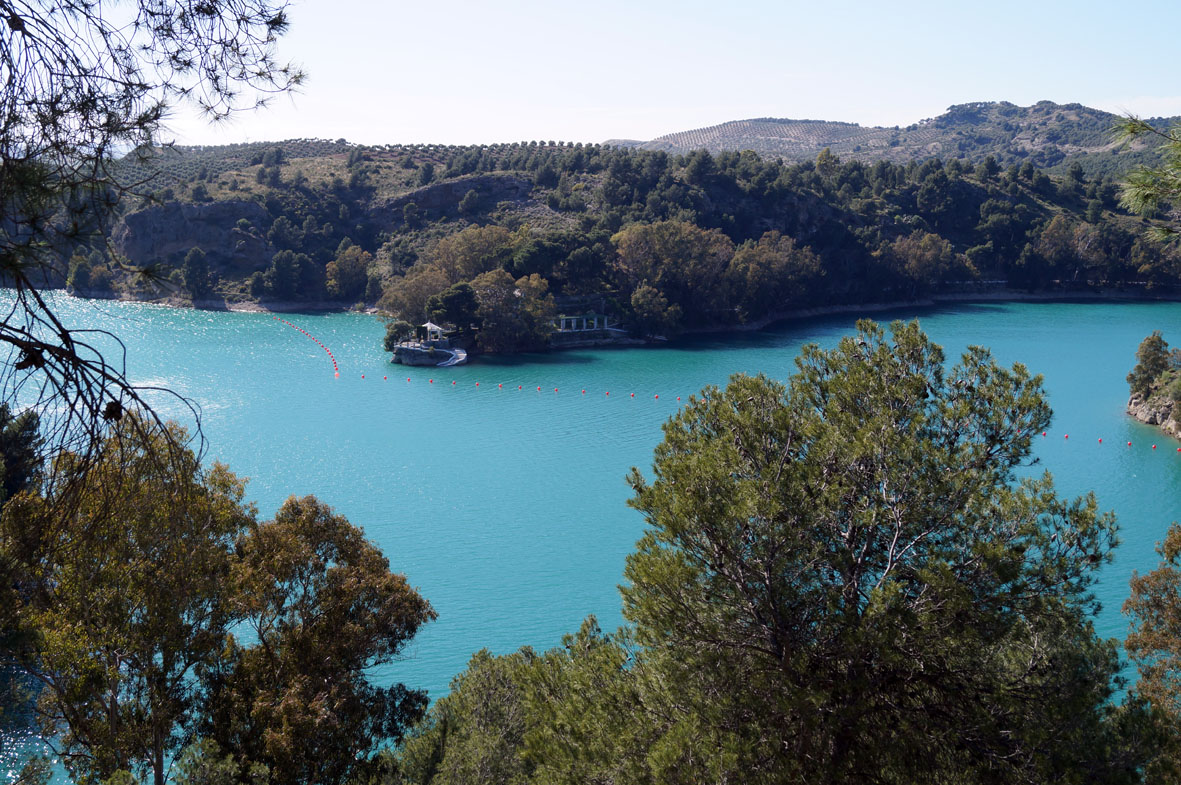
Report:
273,315,339,377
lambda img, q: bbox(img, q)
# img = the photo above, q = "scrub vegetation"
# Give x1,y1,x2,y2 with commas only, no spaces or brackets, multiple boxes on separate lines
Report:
60,112,1181,356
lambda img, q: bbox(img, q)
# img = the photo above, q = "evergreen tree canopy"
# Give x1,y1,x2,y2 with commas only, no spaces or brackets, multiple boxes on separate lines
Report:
1127,330,1173,397
621,320,1130,783
396,321,1148,785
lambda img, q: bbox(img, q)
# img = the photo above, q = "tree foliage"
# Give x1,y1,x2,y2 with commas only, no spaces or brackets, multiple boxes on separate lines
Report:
1127,331,1173,397
0,417,253,785
1119,117,1181,240
621,320,1129,783
394,320,1147,785
1124,523,1181,783
469,270,555,353
182,248,213,300
0,0,301,467
1,421,433,785
0,402,41,509
612,221,734,327
202,495,435,785
326,245,373,301
426,283,481,331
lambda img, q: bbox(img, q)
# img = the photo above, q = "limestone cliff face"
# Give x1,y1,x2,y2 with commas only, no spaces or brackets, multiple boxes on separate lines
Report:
1127,389,1180,438
369,175,534,224
111,200,272,272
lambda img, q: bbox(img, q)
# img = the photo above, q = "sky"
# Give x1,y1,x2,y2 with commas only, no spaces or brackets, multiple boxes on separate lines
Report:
164,0,1181,147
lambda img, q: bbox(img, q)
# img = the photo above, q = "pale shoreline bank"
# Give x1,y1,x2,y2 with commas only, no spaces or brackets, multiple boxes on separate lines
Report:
84,285,1181,340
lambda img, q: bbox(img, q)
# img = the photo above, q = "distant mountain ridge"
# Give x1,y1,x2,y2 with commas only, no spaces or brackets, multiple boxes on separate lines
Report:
605,101,1180,178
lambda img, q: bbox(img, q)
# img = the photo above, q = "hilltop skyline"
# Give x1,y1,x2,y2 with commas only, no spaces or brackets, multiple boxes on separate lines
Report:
162,0,1181,147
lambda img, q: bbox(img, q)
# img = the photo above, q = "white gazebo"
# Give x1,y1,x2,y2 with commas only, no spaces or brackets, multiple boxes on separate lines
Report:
418,321,445,343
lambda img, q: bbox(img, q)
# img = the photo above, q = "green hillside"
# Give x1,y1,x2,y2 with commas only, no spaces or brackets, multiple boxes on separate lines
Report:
60,117,1179,356
606,101,1178,179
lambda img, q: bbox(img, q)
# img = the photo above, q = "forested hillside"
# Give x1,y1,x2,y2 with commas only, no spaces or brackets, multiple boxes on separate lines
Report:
62,122,1181,353
608,101,1178,179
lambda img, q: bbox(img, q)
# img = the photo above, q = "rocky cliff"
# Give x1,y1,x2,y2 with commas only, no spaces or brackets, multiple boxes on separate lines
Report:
111,200,273,273
368,174,534,226
1127,389,1180,439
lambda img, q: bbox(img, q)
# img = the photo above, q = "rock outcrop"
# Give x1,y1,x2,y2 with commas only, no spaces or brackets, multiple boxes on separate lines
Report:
111,200,272,273
1127,390,1180,438
369,175,533,225
392,345,467,366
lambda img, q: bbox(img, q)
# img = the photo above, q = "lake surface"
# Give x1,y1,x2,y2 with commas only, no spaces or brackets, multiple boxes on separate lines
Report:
3,296,1181,775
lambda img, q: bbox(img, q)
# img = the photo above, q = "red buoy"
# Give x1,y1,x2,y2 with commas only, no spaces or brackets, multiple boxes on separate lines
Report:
1098,438,1102,443
475,382,479,386
537,386,541,391
1128,442,1132,446
499,383,503,388
582,389,586,394
1042,432,1047,437
334,372,339,378
554,388,558,392
654,394,659,399
630,393,635,398
1153,444,1157,450
361,375,365,379
1064,434,1069,439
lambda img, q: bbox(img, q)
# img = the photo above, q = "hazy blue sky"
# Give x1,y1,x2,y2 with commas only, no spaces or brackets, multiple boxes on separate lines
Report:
166,0,1181,146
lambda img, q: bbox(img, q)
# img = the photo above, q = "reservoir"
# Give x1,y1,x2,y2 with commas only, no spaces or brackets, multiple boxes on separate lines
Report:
2,295,1180,773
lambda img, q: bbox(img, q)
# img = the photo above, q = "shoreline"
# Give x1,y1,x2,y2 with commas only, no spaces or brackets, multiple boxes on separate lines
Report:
78,291,375,315
684,286,1181,336
77,284,1181,345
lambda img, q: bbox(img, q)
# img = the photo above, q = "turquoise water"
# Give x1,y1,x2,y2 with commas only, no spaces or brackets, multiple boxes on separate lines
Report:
3,296,1180,774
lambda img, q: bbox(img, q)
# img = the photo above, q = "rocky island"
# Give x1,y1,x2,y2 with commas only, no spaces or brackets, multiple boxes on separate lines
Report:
1126,330,1181,438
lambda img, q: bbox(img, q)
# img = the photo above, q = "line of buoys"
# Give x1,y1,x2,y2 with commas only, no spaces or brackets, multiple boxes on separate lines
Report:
274,316,339,376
